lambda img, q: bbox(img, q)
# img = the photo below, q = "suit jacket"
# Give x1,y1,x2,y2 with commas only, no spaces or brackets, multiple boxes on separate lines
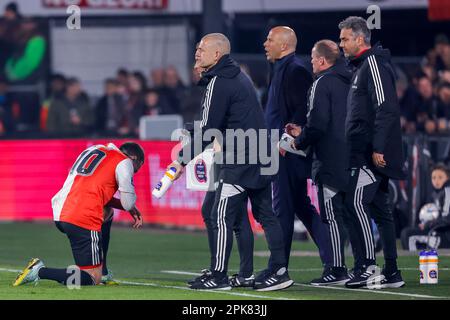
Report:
266,53,313,179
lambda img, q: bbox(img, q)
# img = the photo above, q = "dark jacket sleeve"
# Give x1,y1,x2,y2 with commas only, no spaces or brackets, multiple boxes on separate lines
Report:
367,57,400,154
285,65,313,126
294,77,330,150
178,77,229,165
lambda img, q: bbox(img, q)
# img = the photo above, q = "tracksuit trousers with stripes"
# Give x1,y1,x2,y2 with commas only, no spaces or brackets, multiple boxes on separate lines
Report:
202,190,254,277
317,185,350,269
210,181,287,276
345,166,398,271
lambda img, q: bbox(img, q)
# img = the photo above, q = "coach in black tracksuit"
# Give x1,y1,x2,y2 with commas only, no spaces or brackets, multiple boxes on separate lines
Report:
288,40,355,286
170,33,292,292
339,17,405,289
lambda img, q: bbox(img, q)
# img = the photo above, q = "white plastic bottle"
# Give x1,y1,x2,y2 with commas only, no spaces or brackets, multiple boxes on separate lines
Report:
427,250,439,284
419,250,428,284
152,166,178,199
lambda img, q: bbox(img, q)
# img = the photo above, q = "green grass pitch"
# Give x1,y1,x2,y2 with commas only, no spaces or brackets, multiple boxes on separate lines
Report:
0,222,449,300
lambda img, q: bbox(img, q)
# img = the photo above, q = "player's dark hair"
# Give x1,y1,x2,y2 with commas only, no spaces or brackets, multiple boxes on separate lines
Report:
120,142,145,164
431,163,450,178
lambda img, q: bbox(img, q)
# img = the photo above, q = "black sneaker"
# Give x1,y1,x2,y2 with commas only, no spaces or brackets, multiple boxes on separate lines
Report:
253,267,294,292
345,265,385,289
310,267,350,286
229,274,255,288
189,274,231,290
347,269,356,281
376,270,405,289
254,268,272,283
187,269,211,285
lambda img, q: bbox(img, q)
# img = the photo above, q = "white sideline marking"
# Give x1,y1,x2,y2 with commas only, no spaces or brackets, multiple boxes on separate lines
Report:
0,268,20,273
288,268,450,272
175,268,450,272
118,280,296,300
162,270,449,300
3,267,448,299
0,267,294,300
162,270,198,276
295,284,448,299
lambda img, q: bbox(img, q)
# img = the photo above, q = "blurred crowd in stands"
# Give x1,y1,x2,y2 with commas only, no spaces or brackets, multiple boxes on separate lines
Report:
0,2,47,136
398,34,450,135
0,1,449,139
41,66,204,137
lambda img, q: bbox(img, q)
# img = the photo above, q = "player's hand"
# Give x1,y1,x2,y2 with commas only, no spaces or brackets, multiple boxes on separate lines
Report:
285,123,302,137
372,152,386,168
103,206,114,222
418,223,425,231
129,207,143,229
167,161,184,181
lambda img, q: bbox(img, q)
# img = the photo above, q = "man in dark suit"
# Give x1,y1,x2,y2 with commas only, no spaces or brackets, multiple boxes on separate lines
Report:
262,26,333,278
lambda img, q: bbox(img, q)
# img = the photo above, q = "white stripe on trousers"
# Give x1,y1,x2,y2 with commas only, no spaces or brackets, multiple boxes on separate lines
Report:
95,232,99,265
354,187,375,260
214,183,243,272
91,231,99,266
215,197,228,272
91,231,95,266
324,199,343,267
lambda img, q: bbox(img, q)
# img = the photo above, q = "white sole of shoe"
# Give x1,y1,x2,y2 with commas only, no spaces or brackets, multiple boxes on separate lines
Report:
255,279,294,292
310,279,350,286
346,274,386,289
368,281,406,290
190,286,232,291
381,281,406,289
215,286,232,291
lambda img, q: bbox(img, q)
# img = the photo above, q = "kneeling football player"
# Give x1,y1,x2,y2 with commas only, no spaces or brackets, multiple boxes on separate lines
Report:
13,142,145,287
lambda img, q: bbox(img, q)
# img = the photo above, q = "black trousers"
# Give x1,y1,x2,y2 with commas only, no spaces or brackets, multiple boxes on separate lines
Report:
317,184,350,268
345,166,398,268
271,154,333,269
210,181,286,276
202,190,254,277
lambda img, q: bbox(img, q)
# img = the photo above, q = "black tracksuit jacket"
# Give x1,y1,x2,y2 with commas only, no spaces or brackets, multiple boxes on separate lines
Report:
294,59,352,191
345,45,405,180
